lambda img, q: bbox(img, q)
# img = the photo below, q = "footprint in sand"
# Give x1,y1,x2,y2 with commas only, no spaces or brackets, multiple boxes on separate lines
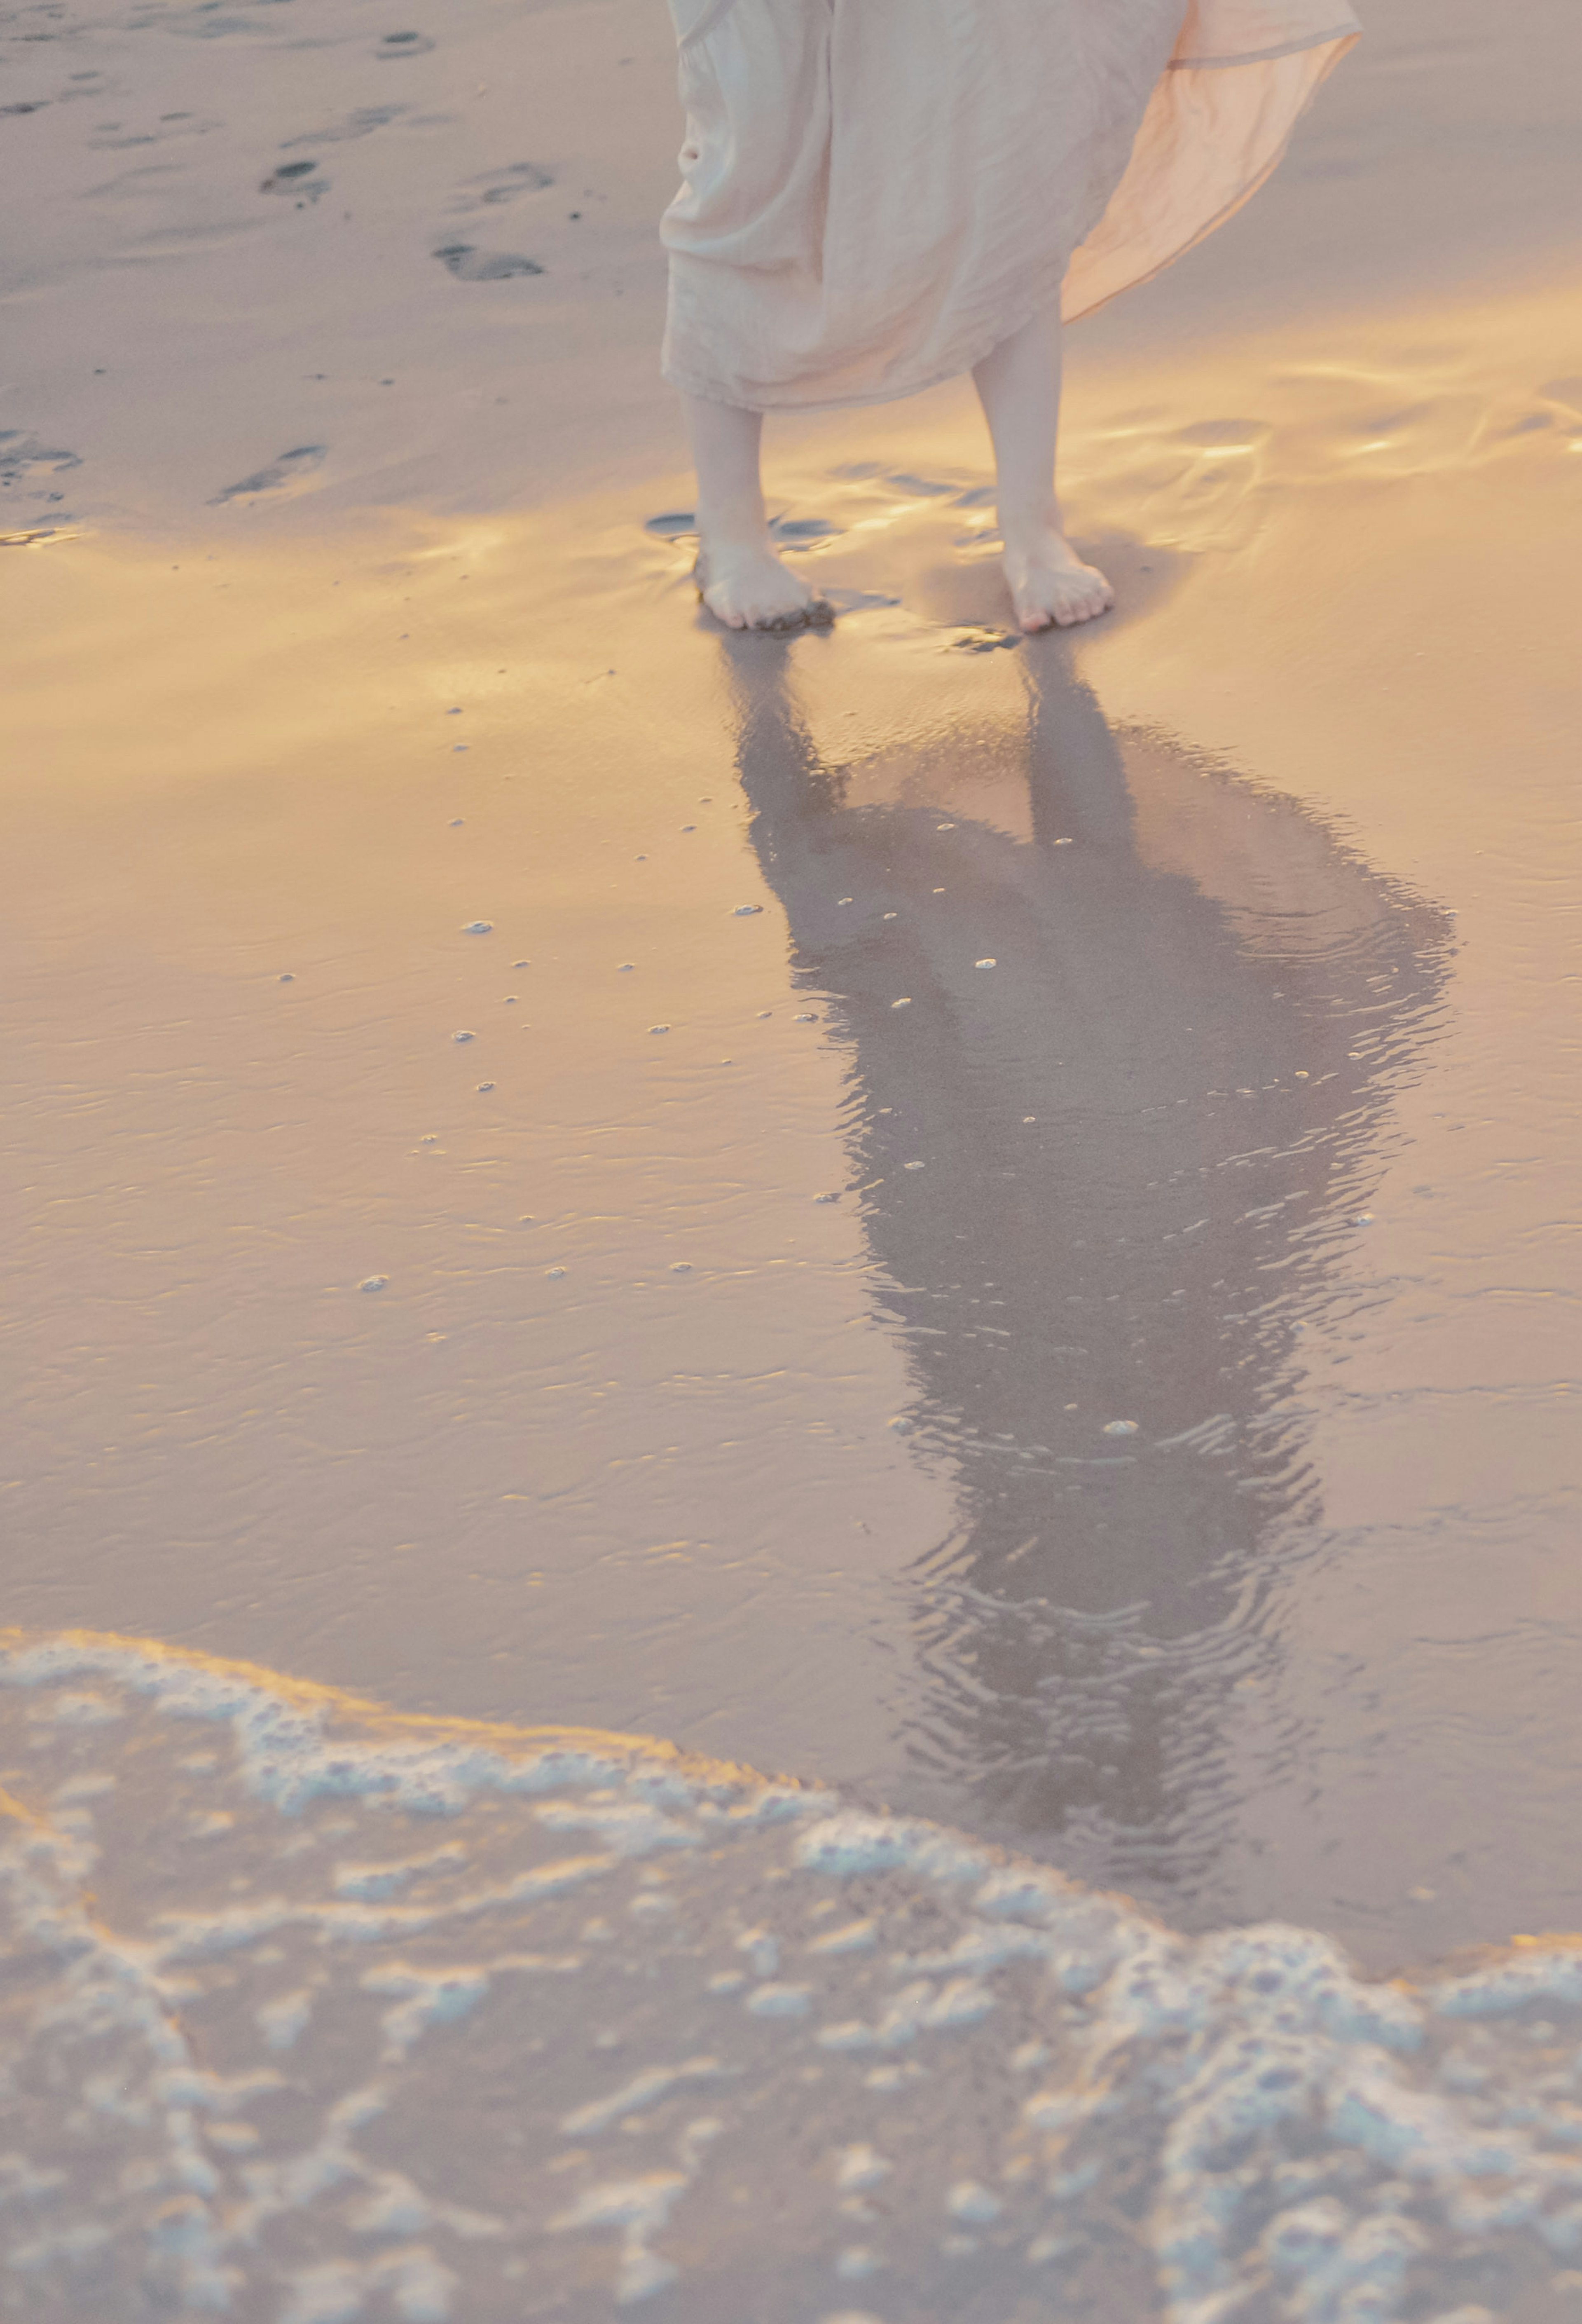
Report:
644,511,843,546
948,626,1021,654
0,434,82,494
770,515,844,545
88,114,222,151
169,11,278,38
433,244,543,282
376,31,435,59
260,159,326,204
208,445,326,506
448,162,555,213
281,107,404,150
82,161,184,202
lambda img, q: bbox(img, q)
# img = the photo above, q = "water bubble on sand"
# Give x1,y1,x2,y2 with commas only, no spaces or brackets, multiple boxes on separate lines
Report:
936,823,956,832
1353,1212,1376,1225
278,972,295,982
670,1263,691,1273
445,708,462,716
757,1011,772,1019
681,825,696,833
889,1416,913,1431
733,905,763,917
546,1267,566,1279
450,818,464,827
814,1193,839,1204
975,958,997,969
751,1976,816,2024
1103,1420,1140,1438
836,2146,891,2193
358,1276,387,1293
1055,836,1074,846
461,921,492,934
946,2183,1002,2224
883,912,898,921
476,1082,494,1092
513,961,530,969
837,897,854,907
503,996,518,1005
891,998,912,1010
452,1031,475,1043
903,1161,925,1171
421,1134,439,1143
649,1025,670,1035
795,1013,818,1024
1023,1115,1037,1124
835,2247,881,2279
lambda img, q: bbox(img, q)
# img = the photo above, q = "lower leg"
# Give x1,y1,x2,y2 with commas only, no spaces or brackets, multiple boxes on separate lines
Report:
971,310,1113,632
681,392,819,631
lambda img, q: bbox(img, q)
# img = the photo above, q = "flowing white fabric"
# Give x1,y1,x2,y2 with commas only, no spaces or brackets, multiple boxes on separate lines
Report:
661,0,1359,410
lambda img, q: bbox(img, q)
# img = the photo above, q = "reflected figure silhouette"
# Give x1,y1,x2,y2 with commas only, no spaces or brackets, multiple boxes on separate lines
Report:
724,632,1451,1915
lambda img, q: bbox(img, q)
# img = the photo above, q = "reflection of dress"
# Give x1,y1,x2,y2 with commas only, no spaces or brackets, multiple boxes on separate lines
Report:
725,640,1448,1904
662,0,1360,410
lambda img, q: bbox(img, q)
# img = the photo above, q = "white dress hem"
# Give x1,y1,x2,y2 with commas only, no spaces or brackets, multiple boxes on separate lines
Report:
661,2,1360,415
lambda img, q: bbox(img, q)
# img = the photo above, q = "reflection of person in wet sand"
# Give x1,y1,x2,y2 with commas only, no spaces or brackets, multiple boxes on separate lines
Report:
661,0,1359,632
725,635,1450,1907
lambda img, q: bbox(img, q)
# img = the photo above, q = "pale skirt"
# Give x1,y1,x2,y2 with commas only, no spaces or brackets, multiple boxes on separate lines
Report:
661,0,1360,411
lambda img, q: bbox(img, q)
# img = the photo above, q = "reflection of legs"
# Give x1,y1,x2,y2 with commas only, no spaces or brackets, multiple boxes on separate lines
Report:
682,393,820,632
973,310,1114,633
1023,640,1136,854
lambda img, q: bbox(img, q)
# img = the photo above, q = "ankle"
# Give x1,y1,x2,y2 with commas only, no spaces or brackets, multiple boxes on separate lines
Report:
997,497,1065,548
695,494,770,549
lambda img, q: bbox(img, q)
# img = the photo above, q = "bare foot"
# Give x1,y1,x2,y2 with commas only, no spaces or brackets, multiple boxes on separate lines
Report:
1002,525,1115,632
695,532,826,632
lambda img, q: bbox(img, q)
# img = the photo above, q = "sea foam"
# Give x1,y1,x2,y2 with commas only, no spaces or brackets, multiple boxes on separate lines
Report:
3,1629,1582,2320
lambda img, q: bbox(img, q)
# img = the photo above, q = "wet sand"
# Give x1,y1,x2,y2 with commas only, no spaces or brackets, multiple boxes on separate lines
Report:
4,0,1582,2310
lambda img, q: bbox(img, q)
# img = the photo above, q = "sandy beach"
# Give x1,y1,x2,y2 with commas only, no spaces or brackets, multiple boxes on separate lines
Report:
4,0,1582,2312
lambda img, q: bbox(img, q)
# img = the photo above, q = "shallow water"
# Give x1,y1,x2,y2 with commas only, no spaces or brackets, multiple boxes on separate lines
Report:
3,0,1582,2313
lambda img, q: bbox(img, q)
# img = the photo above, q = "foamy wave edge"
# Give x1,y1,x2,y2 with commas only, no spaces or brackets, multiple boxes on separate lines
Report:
6,1628,1582,2323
